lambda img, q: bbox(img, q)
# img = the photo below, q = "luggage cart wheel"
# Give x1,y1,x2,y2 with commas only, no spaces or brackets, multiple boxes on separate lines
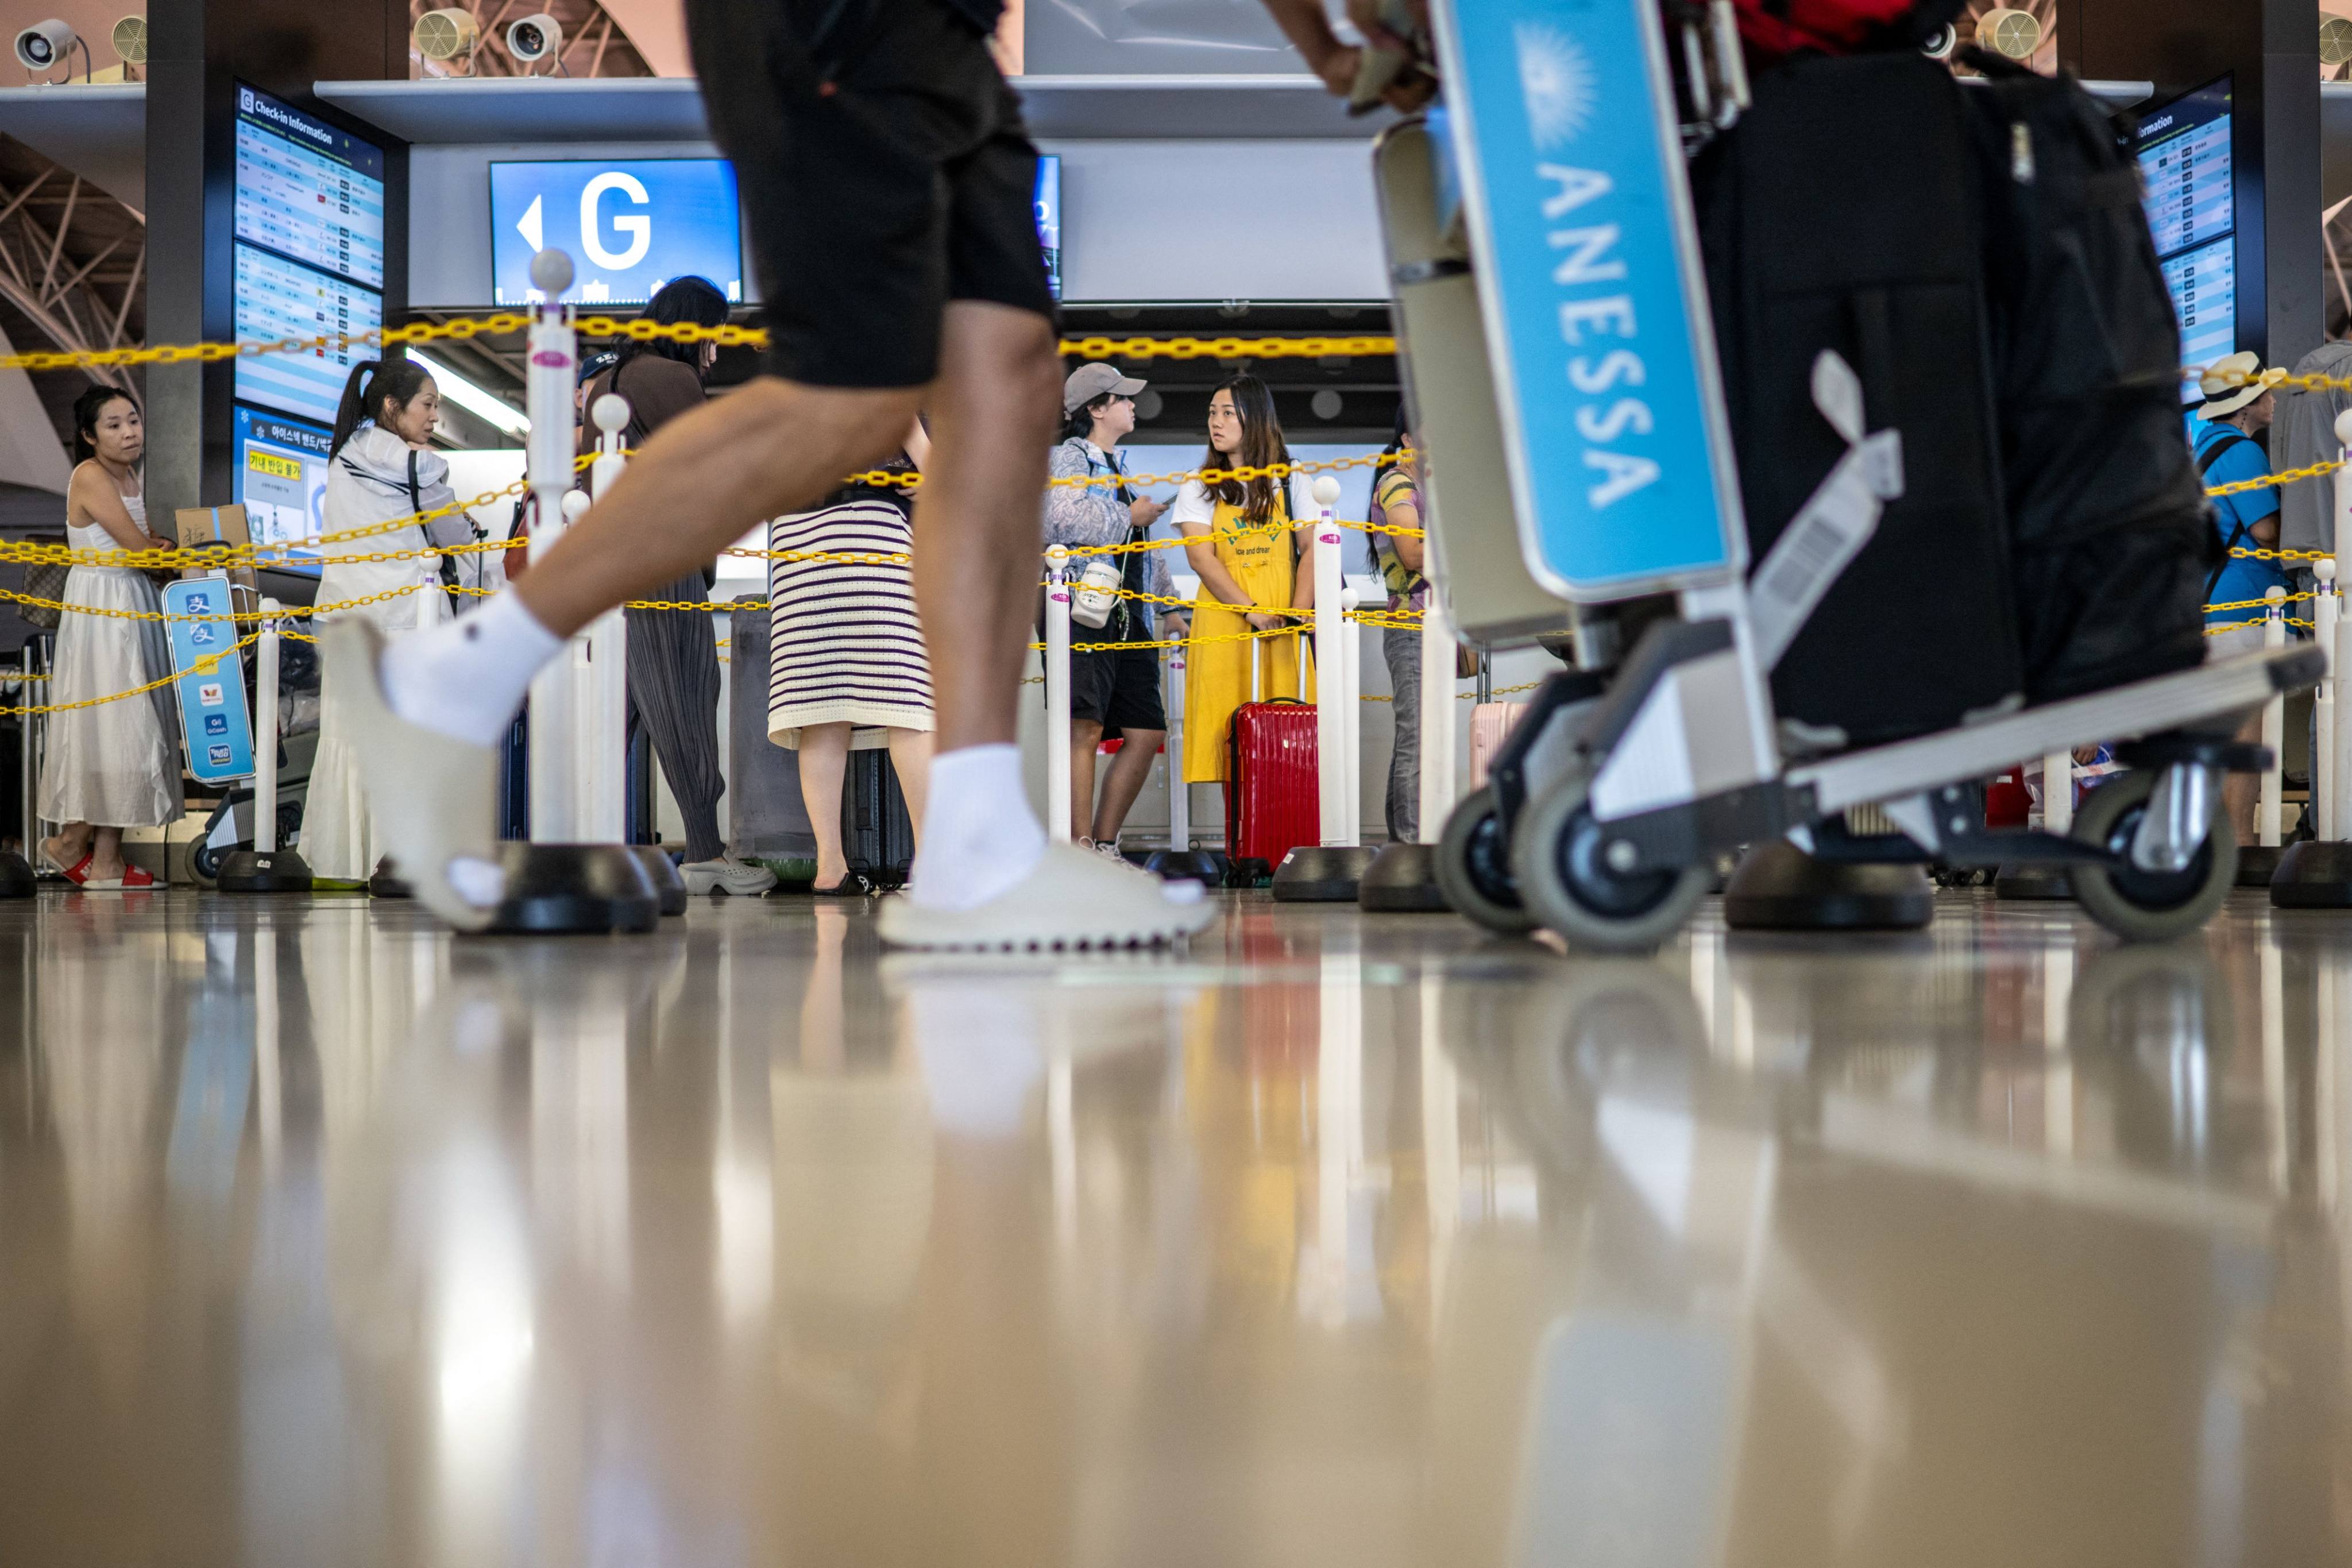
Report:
1512,775,1710,953
2069,770,2238,944
1436,786,1539,934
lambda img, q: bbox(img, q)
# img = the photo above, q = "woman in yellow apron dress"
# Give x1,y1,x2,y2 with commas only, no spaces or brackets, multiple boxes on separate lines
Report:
1176,376,1316,783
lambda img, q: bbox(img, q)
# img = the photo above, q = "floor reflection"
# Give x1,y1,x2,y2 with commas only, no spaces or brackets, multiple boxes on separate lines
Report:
0,890,2349,1565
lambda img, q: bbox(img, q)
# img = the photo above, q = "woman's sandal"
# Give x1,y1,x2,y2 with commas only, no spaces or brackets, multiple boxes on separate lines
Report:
41,846,91,885
809,872,876,898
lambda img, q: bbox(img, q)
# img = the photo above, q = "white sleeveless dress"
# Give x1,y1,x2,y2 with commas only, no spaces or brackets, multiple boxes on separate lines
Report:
36,493,183,829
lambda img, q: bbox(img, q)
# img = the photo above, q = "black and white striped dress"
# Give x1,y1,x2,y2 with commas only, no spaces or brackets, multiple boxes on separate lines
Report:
766,493,934,748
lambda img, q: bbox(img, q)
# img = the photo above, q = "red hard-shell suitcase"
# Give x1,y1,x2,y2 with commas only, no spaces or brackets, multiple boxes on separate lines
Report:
1227,699,1319,868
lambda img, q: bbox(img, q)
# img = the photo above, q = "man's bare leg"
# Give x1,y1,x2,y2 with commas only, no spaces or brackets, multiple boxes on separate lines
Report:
912,301,1063,752
520,379,921,638
891,300,1062,912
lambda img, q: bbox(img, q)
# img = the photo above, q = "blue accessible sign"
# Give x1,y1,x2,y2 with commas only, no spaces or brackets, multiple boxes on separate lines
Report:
1430,0,1747,601
162,574,256,786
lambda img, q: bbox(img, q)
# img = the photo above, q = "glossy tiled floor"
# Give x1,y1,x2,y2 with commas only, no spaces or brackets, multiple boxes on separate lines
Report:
3,886,2350,1567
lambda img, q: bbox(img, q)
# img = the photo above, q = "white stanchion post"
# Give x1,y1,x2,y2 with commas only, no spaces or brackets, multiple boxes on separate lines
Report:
1167,638,1189,855
2042,750,2072,836
2261,586,2287,847
254,597,281,852
2319,559,2341,843
580,392,631,843
1417,592,1455,845
1045,546,1073,844
2334,591,2352,842
524,248,580,844
1341,584,1362,846
1311,475,1347,848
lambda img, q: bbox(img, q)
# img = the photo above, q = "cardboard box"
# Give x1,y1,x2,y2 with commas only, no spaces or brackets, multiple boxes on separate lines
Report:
172,504,258,594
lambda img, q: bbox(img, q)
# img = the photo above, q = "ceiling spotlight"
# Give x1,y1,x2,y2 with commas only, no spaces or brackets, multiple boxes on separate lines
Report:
411,7,480,72
1920,22,1956,59
15,20,88,82
505,14,565,75
1975,7,2043,60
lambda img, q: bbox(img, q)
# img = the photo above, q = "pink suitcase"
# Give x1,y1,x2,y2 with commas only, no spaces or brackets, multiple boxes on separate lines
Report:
1468,701,1528,790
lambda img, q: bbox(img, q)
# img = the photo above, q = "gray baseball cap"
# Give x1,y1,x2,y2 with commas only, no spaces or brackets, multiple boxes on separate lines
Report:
1063,362,1147,416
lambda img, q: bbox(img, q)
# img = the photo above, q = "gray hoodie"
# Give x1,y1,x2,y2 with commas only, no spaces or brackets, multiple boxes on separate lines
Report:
2276,341,2352,555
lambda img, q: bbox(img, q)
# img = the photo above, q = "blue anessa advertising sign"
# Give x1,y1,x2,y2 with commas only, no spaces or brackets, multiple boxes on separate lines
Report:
163,575,257,786
1432,0,1745,598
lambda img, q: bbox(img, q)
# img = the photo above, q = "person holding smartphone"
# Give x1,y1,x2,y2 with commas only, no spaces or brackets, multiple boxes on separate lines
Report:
1043,362,1188,853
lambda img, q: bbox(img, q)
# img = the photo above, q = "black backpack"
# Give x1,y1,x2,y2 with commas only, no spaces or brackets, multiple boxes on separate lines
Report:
1960,51,2222,700
1692,51,2022,748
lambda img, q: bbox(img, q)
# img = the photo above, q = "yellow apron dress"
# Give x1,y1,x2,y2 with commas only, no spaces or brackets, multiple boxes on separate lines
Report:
1182,491,1316,783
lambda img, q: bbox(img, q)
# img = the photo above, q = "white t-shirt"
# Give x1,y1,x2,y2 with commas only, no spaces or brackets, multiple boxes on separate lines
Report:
1171,474,1312,531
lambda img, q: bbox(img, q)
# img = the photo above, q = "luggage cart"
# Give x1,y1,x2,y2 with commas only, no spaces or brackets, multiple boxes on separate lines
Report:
1384,0,2320,949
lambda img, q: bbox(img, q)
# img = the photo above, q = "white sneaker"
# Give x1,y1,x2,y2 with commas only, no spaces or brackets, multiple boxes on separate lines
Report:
877,842,1217,951
319,620,504,932
681,857,778,896
1092,839,1123,860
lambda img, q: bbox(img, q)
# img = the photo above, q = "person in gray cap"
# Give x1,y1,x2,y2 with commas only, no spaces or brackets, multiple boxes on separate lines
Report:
1044,363,1187,852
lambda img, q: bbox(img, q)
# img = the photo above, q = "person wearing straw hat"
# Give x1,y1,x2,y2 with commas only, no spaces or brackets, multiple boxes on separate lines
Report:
2192,349,2285,842
1042,362,1184,853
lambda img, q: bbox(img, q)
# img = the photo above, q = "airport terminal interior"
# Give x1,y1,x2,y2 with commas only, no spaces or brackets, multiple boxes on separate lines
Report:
11,0,2352,1562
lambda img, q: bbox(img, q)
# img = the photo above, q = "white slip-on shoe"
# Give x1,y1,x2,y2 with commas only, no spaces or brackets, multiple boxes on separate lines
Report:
876,841,1218,952
319,620,504,933
681,857,779,896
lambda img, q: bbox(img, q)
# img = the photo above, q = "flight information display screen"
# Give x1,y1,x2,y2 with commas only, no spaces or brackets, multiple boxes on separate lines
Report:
2136,75,2235,388
232,407,333,567
232,84,385,426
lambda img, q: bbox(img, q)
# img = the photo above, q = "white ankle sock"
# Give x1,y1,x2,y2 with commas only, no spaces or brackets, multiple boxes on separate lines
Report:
380,591,562,747
908,743,1046,911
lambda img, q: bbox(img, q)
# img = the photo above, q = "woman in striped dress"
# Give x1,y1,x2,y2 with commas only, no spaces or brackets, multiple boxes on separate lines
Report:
767,427,933,895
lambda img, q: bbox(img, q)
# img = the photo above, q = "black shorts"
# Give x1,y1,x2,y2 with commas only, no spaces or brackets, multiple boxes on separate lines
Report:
686,0,1057,389
1070,643,1167,739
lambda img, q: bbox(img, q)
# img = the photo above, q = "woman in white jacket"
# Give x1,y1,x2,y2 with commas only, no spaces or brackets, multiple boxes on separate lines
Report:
307,358,459,885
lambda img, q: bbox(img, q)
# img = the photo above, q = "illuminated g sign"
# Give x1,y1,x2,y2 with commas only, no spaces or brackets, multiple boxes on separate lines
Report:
581,171,652,271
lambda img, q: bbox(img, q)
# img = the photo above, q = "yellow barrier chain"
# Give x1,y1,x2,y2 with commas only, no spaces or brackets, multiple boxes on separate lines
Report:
2,632,256,715
0,316,1395,374
2204,456,2343,499
1362,679,1544,703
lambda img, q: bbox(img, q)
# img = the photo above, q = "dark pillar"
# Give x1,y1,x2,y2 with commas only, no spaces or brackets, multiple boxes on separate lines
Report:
144,0,410,526
2067,0,2322,372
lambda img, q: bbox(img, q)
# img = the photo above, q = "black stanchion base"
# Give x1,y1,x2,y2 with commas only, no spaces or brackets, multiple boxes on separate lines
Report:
483,843,661,934
1145,847,1228,885
1994,863,2074,901
2270,840,2352,907
1271,845,1382,903
369,856,411,899
1723,841,1935,931
630,845,690,916
2235,844,2285,888
216,848,315,893
1358,842,1451,912
0,850,34,899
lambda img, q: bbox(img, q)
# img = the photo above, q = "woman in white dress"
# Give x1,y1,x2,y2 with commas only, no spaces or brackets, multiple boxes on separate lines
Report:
37,387,182,887
305,358,455,886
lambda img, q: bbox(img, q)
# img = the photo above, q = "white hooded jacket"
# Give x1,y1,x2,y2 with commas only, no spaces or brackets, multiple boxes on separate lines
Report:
316,422,461,634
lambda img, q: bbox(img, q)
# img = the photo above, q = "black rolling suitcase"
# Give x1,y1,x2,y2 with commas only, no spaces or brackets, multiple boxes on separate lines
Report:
841,750,916,887
1693,51,2023,750
1960,54,2219,701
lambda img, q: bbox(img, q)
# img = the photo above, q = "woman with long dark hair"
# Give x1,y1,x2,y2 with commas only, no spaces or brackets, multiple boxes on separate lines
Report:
576,275,773,894
36,386,181,886
307,356,455,885
1172,373,1315,786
